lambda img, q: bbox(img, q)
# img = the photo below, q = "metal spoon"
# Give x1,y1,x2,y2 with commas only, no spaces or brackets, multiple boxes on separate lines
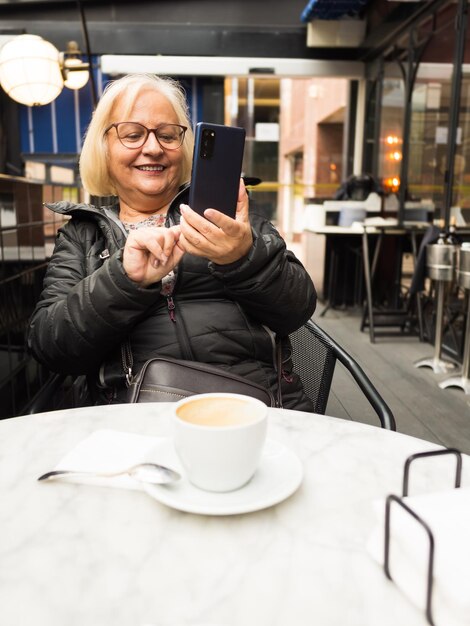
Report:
37,462,181,485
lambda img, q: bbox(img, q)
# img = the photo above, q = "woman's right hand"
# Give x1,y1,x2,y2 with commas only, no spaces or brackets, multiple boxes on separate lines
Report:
122,225,184,287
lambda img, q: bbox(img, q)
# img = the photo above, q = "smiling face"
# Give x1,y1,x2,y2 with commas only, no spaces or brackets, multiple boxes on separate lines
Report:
106,87,185,220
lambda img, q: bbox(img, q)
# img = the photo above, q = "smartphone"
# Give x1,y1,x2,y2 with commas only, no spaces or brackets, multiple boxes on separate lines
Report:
188,122,246,219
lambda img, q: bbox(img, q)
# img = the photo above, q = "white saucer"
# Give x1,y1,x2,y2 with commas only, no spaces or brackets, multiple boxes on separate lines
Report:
143,438,303,516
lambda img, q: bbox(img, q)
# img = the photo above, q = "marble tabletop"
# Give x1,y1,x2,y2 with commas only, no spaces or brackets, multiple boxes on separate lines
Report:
0,403,467,626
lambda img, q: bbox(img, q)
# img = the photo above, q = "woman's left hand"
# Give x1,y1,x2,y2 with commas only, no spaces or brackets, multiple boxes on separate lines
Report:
179,179,253,264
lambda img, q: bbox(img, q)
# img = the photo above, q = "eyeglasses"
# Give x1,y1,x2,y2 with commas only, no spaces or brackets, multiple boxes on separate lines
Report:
105,122,187,150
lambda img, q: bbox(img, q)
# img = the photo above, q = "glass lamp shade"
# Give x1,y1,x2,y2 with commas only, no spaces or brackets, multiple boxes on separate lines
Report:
63,58,89,90
0,34,63,106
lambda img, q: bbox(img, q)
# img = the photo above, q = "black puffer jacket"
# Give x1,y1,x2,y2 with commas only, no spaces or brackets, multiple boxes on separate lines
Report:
28,186,317,411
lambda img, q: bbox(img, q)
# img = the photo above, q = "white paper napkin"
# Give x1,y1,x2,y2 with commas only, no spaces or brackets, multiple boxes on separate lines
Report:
367,488,470,626
48,429,176,490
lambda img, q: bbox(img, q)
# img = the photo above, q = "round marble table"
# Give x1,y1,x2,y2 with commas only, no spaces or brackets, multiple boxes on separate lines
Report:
0,403,467,626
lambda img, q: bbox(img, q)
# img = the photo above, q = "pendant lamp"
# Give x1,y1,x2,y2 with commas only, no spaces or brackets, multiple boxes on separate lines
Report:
0,34,64,106
60,41,90,90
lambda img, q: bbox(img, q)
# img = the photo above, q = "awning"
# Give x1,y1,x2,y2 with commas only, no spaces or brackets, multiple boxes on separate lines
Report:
301,0,370,23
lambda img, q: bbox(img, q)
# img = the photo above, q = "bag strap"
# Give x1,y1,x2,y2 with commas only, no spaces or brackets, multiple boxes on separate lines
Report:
276,340,283,408
122,303,283,405
121,301,195,386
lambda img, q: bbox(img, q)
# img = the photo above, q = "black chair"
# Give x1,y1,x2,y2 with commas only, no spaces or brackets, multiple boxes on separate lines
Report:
334,173,383,201
288,319,396,430
25,322,395,431
24,373,90,415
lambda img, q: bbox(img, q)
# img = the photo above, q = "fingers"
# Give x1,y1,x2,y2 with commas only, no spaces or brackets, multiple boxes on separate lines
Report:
202,209,238,234
179,198,253,264
180,204,243,240
128,227,178,264
123,226,184,285
151,230,185,269
179,204,221,245
236,178,250,219
202,179,250,231
231,178,249,225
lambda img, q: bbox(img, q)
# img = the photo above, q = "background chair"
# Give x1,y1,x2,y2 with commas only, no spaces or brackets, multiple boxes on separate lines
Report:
334,173,383,201
288,319,396,430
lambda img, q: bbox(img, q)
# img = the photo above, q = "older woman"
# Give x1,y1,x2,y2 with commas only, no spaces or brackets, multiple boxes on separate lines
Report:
28,74,317,410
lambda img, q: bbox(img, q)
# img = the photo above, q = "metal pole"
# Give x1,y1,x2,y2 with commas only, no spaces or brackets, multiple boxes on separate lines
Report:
397,51,413,228
371,62,384,181
362,228,375,343
397,25,433,226
343,80,357,180
463,297,470,380
433,281,446,361
439,292,470,392
442,0,468,230
415,279,457,374
76,0,98,108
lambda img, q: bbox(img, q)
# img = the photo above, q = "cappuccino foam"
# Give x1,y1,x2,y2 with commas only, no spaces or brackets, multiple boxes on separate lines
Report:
176,397,258,427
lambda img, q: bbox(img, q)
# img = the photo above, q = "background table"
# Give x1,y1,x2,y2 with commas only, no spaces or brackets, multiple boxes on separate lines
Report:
305,224,428,341
0,403,468,626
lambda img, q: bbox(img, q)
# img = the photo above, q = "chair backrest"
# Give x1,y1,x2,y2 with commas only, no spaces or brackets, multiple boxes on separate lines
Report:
24,374,90,415
288,320,396,430
288,323,336,415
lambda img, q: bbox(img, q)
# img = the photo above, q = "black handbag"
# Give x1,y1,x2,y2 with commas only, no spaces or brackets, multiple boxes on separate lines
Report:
127,356,275,405
122,310,280,407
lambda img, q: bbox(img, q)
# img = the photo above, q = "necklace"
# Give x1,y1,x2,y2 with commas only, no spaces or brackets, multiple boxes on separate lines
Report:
121,214,167,230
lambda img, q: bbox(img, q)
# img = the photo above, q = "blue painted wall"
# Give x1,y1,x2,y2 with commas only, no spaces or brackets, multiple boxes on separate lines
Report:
18,66,213,156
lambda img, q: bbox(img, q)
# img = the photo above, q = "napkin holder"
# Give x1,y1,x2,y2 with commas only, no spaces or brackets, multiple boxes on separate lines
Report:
383,448,463,626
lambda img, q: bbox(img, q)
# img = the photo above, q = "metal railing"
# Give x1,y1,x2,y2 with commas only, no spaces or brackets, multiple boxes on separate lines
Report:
0,177,78,418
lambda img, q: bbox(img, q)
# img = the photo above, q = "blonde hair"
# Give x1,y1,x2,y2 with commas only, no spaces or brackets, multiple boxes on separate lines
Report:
79,74,194,197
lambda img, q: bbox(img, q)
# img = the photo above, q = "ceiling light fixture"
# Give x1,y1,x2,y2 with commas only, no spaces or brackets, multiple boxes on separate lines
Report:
0,34,63,106
60,40,90,90
0,34,90,106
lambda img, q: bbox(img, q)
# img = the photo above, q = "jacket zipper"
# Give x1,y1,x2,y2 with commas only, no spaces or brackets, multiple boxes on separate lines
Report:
166,296,176,322
164,238,183,323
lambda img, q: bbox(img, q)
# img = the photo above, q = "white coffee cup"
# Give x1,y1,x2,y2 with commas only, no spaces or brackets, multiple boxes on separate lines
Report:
172,393,268,492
